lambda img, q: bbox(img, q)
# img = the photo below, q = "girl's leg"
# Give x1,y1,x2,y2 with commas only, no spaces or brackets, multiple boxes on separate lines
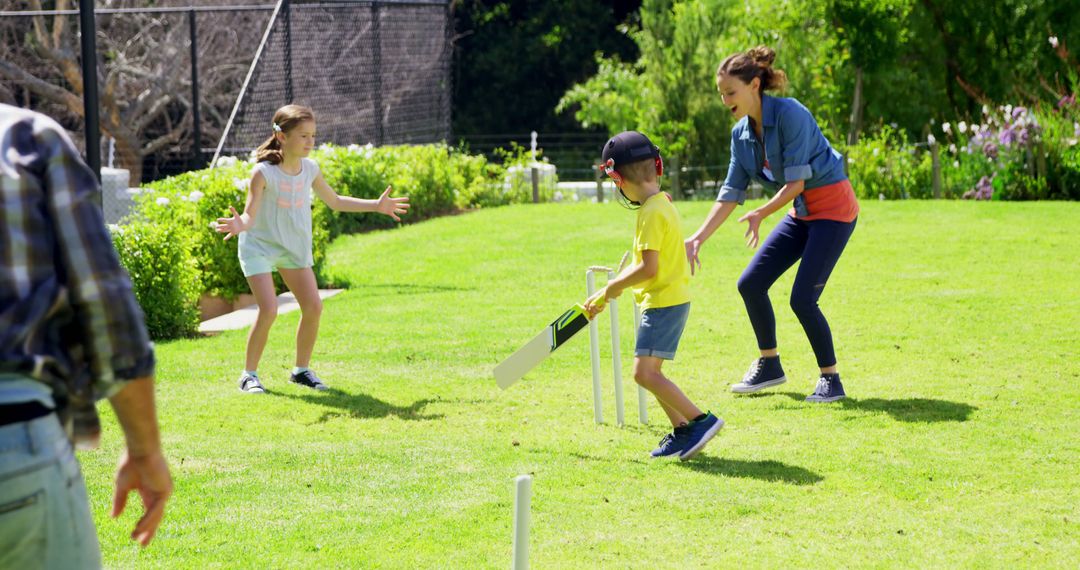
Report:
788,219,857,373
633,356,700,427
277,267,323,369
737,216,809,355
244,273,278,372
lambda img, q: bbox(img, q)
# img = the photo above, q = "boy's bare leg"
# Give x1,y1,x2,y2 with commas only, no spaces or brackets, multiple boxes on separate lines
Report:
278,267,323,368
633,356,701,426
244,273,278,371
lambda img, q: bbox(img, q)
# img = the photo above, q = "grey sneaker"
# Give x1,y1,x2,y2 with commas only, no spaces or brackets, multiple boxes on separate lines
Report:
290,369,328,391
805,374,846,403
239,373,265,394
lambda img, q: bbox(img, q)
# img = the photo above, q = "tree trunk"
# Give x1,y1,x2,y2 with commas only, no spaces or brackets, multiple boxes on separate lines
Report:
847,66,864,146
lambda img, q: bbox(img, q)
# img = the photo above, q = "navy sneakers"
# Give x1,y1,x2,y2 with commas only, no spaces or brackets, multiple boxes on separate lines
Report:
805,373,846,403
731,356,787,393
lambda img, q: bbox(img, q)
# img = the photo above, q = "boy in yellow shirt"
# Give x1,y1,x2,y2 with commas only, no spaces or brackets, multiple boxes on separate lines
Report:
585,131,722,460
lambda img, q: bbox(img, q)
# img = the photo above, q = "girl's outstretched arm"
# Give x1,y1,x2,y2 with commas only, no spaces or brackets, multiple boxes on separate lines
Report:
685,200,739,275
216,170,264,240
313,172,410,221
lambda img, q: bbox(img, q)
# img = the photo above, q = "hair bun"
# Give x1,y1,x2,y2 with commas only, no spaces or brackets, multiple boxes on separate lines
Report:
747,46,776,68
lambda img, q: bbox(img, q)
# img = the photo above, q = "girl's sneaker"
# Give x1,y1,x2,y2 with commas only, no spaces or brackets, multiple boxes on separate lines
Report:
679,412,724,461
731,356,787,393
290,369,328,391
238,373,265,394
650,426,691,459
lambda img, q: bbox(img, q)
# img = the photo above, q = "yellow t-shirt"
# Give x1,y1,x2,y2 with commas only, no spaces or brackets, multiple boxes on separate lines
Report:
633,192,691,309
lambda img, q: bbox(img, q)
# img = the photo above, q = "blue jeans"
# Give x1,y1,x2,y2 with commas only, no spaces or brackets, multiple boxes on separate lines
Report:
0,413,102,569
737,215,857,368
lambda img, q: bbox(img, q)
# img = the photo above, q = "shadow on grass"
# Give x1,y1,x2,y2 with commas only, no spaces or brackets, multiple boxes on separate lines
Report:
566,451,822,485
267,388,444,422
745,391,977,422
351,282,474,297
678,456,824,485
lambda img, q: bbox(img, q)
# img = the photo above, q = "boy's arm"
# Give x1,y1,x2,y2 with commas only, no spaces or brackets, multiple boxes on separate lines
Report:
312,173,409,220
584,251,658,316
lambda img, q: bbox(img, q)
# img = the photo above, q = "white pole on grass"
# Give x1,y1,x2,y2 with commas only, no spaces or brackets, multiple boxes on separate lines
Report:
513,475,532,570
586,270,604,424
633,300,648,424
607,269,625,426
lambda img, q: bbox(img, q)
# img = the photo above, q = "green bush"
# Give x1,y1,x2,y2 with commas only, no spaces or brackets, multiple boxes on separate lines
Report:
844,125,933,199
110,221,201,340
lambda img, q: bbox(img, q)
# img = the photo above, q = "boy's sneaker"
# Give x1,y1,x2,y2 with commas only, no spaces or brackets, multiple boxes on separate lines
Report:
805,373,846,403
238,373,264,394
731,356,787,393
679,412,724,461
650,426,691,459
290,369,328,391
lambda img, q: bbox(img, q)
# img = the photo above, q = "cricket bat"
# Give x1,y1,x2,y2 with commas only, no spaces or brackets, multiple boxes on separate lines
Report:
494,304,592,389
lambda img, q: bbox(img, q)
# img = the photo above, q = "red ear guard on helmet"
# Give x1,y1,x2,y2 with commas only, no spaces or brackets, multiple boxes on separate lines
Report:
600,148,664,187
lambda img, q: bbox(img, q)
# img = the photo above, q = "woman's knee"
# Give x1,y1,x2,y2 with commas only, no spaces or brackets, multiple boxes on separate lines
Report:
789,290,818,317
737,273,764,299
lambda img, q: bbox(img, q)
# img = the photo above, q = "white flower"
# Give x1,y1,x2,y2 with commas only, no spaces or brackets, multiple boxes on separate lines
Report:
209,221,220,230
982,105,990,116
553,191,563,202
107,223,121,234
156,197,170,206
889,122,898,129
949,144,957,154
872,148,880,157
1004,105,1013,117
958,121,968,134
189,190,204,202
953,160,960,168
347,144,361,153
233,178,248,192
929,118,936,125
1049,36,1059,48
217,156,238,168
942,122,951,133
878,193,885,201
927,134,937,146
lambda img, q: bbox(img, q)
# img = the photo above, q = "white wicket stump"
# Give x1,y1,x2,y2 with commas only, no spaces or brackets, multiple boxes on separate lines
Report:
512,475,532,570
586,267,648,426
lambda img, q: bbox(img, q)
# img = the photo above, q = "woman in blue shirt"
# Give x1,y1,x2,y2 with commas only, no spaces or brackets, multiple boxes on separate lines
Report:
686,46,859,403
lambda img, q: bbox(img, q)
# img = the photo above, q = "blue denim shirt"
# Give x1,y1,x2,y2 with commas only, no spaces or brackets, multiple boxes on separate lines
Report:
717,95,847,216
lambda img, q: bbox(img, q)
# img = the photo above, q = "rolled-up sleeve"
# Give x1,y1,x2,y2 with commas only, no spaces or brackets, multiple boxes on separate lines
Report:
717,139,749,204
39,122,155,398
780,107,814,182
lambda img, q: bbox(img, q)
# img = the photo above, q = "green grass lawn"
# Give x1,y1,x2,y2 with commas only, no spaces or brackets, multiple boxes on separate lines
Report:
80,200,1079,568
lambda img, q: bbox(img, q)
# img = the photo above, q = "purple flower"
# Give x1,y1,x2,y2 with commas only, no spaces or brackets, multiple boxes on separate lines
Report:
999,126,1017,146
1059,94,1076,109
1075,122,1080,138
1017,127,1030,146
1011,106,1027,120
972,175,994,200
982,141,999,159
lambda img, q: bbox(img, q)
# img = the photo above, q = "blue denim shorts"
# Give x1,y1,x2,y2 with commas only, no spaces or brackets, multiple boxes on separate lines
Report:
635,302,690,360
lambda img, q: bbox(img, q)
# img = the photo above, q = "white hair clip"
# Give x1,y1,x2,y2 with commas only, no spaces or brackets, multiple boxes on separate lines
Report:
272,123,283,133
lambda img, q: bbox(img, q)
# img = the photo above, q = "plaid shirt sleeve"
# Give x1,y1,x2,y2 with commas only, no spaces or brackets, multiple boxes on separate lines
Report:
31,111,156,398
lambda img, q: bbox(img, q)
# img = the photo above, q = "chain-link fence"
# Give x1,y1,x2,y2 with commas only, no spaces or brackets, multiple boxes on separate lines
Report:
216,0,452,162
0,0,452,188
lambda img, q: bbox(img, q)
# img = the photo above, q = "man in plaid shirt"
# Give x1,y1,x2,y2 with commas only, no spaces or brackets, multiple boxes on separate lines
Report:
0,104,172,567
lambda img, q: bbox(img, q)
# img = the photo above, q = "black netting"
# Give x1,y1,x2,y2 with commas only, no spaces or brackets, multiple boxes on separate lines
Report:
216,0,451,160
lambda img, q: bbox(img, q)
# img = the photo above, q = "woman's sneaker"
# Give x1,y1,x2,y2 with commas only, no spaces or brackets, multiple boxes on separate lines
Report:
290,369,328,391
238,373,265,394
731,356,787,393
679,412,724,461
805,373,846,403
650,426,691,459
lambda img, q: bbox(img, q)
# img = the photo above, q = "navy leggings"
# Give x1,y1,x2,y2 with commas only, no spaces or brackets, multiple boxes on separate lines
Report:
736,215,856,368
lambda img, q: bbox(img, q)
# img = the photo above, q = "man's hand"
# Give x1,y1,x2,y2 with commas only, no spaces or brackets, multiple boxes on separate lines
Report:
111,449,172,547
